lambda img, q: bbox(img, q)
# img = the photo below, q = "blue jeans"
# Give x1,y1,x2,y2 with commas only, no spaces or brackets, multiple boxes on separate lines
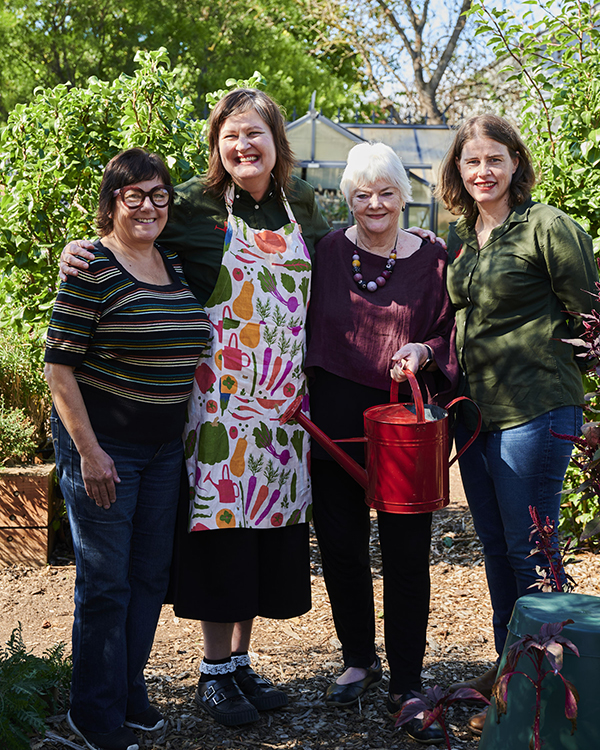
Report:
455,406,581,656
52,414,181,734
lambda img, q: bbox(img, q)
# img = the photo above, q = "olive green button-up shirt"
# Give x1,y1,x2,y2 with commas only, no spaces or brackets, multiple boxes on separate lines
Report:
447,199,599,432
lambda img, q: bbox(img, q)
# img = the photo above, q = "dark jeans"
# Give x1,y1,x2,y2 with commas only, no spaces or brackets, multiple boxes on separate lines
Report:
456,405,581,656
52,414,181,734
312,458,432,696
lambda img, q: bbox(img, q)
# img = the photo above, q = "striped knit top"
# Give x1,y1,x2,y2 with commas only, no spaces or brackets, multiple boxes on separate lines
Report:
45,240,211,444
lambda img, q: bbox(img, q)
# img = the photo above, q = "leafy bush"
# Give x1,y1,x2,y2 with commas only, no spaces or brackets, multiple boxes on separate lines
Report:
0,324,50,450
0,47,210,337
0,623,71,750
0,399,37,464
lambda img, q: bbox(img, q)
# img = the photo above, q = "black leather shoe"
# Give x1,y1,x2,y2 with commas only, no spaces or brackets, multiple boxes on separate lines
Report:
234,665,288,711
324,656,383,707
388,693,446,746
195,674,259,726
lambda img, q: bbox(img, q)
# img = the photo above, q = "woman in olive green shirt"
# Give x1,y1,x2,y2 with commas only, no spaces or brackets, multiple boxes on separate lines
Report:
436,114,599,733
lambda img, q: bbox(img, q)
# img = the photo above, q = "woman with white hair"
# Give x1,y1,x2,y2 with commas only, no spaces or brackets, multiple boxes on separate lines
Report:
305,141,457,745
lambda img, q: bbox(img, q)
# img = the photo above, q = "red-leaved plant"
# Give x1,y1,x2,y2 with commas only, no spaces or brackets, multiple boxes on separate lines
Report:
528,505,575,593
492,620,579,750
395,685,490,749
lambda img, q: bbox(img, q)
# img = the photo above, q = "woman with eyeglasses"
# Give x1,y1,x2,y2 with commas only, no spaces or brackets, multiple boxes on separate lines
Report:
44,148,210,750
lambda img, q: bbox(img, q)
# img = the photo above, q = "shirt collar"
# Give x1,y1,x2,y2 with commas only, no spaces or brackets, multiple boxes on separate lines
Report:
454,197,535,243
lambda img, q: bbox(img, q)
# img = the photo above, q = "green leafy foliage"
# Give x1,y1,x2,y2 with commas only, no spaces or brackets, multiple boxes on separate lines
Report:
0,0,362,122
0,326,50,450
0,623,71,750
0,48,208,336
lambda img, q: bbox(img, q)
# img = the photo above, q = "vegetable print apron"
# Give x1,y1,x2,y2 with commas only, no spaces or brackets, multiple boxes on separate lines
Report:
184,184,312,531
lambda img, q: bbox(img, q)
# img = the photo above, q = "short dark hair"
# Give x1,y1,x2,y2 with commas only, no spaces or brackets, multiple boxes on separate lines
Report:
436,114,536,223
205,89,294,201
96,148,172,236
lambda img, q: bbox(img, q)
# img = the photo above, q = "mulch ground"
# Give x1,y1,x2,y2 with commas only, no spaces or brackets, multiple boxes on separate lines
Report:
1,465,599,750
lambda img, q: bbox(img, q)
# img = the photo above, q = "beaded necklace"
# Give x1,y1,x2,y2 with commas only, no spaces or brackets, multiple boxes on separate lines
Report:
351,232,398,292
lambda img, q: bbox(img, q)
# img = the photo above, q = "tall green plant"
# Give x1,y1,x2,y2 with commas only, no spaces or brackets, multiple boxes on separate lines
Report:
0,624,71,750
469,0,600,248
0,47,209,336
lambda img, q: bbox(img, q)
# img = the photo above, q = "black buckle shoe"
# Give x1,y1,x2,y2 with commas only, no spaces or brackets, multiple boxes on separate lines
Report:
324,655,383,707
389,693,445,746
234,665,288,711
195,674,259,726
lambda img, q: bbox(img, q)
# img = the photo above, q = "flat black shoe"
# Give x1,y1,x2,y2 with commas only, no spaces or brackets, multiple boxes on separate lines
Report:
324,656,383,707
195,674,259,726
389,693,445,746
234,665,288,711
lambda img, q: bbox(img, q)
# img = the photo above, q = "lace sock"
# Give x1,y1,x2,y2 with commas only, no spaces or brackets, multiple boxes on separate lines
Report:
199,656,235,682
231,651,251,669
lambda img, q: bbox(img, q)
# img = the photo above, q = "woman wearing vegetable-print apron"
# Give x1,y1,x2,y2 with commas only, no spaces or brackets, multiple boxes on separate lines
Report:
165,89,321,729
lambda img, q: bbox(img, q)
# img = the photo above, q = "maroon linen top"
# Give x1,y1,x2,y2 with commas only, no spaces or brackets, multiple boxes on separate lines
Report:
306,228,458,407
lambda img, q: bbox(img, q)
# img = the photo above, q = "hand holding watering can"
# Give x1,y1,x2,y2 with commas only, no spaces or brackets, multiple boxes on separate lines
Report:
280,361,481,514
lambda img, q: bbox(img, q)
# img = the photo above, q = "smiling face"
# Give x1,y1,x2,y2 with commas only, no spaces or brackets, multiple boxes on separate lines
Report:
457,136,519,212
350,180,403,239
218,109,277,199
110,177,169,249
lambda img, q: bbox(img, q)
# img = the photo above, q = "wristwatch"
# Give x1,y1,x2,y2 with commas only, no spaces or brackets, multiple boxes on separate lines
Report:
420,344,434,371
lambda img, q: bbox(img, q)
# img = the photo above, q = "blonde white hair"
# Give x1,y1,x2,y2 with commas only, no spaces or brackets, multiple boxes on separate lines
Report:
340,142,412,205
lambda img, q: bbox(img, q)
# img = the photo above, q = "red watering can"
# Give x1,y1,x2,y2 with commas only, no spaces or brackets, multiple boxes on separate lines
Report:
280,368,481,514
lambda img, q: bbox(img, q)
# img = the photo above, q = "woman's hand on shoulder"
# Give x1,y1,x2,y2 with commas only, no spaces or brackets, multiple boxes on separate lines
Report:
390,343,430,382
406,227,447,250
80,446,121,509
59,240,96,282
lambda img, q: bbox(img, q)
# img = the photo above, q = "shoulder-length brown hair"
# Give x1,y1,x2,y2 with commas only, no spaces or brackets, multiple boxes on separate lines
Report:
436,114,536,223
205,88,294,201
96,148,172,237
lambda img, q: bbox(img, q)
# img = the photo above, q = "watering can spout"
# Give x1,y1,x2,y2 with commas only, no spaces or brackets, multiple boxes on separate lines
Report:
279,397,369,490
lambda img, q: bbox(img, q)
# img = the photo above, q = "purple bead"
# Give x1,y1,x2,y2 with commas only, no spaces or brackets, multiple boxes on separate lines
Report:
352,254,360,261
388,258,396,267
382,270,391,279
376,276,386,287
353,273,363,281
367,281,378,292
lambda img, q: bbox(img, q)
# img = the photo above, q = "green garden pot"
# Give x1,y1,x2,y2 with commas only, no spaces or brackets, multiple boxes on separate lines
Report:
479,592,600,750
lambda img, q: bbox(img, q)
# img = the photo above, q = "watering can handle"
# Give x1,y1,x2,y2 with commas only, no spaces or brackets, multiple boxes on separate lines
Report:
390,369,426,423
445,396,483,467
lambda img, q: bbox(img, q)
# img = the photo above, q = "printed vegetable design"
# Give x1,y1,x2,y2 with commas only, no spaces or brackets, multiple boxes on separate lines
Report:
184,429,197,459
195,363,216,393
232,281,254,320
271,259,311,273
197,418,229,465
256,469,290,525
259,328,277,387
230,437,248,477
266,330,296,396
257,267,298,312
250,460,279,520
253,422,291,465
240,322,261,348
220,374,238,413
245,454,264,514
255,230,287,256
216,508,236,528
211,265,232,304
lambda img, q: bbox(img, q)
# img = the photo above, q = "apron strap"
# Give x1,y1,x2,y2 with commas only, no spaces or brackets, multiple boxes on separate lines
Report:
224,182,294,222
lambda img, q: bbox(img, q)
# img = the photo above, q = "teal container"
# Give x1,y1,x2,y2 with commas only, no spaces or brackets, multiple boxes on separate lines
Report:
479,592,600,749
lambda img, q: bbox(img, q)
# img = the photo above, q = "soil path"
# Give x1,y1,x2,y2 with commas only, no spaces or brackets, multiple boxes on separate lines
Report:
2,466,598,749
